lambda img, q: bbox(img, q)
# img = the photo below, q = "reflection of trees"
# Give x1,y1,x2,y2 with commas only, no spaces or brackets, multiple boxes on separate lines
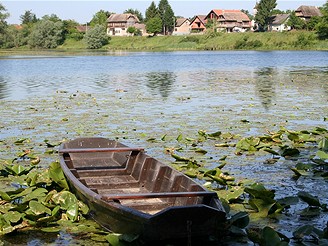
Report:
254,67,276,110
145,72,176,98
0,77,7,100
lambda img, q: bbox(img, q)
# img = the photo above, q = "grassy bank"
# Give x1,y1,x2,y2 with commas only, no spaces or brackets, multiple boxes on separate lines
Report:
58,31,328,51
1,31,327,54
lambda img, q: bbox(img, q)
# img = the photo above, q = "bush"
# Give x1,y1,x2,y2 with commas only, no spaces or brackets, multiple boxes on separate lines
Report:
28,20,64,48
83,24,110,49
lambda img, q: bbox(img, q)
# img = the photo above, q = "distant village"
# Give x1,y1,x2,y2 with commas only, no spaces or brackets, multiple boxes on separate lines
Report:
100,4,322,37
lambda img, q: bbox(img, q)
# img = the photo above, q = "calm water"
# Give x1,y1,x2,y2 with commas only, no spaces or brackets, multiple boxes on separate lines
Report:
0,51,328,244
1,51,328,101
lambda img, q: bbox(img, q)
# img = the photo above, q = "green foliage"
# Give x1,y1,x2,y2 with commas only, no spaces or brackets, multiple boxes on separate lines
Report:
145,1,159,23
158,0,175,34
234,36,263,49
28,19,64,48
89,10,111,28
293,32,315,48
0,2,9,47
20,10,37,25
146,17,162,35
83,24,109,49
287,12,306,30
255,0,278,31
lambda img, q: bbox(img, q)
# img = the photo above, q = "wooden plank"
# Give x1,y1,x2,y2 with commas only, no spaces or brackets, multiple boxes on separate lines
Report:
59,147,144,153
102,191,216,200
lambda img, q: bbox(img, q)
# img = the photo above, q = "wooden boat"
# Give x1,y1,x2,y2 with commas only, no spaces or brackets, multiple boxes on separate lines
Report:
58,137,226,241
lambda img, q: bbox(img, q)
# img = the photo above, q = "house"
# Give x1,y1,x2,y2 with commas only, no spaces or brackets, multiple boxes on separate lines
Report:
295,5,322,22
106,13,140,36
172,18,191,35
190,15,207,33
269,14,290,32
205,9,251,32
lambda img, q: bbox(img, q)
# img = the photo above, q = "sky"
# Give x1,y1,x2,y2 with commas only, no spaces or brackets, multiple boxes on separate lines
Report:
2,0,327,24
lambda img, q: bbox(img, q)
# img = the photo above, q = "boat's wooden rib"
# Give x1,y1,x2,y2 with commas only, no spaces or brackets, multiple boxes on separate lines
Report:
59,137,226,241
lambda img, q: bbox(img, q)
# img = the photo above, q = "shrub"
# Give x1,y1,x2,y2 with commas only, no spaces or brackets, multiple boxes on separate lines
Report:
83,24,110,49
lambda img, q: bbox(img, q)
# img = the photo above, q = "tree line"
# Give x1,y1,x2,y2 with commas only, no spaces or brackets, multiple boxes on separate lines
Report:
0,0,328,50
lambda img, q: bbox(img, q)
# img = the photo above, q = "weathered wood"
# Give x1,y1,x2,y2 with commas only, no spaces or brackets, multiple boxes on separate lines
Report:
59,137,226,241
102,191,217,200
59,147,144,153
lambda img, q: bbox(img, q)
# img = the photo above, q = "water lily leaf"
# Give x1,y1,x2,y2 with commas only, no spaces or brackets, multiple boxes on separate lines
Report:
52,191,78,210
230,211,249,228
318,138,328,151
3,211,22,224
293,225,315,239
5,164,33,176
249,198,276,217
66,203,79,221
244,184,275,199
298,191,321,207
22,188,48,203
208,131,222,139
0,191,11,201
193,148,207,154
78,201,89,215
217,186,244,202
262,226,288,246
317,150,328,160
171,153,190,162
105,233,123,245
236,137,260,151
48,161,69,190
12,187,35,199
176,134,183,142
277,196,299,206
280,147,300,157
28,200,51,216
14,138,28,145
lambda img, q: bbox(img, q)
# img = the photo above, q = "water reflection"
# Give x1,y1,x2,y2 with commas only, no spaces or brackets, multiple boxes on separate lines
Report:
0,77,7,100
145,72,176,98
254,67,276,110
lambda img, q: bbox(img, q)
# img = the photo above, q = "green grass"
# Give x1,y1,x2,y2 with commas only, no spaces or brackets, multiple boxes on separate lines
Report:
1,31,328,54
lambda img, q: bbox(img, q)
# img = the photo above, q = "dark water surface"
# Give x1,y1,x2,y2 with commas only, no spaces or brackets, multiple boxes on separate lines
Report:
0,51,327,245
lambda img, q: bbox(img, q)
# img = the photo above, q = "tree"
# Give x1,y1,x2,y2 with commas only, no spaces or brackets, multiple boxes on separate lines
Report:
287,12,306,30
83,24,109,49
90,10,112,27
28,19,64,48
316,1,328,39
158,0,175,34
124,9,143,22
145,1,158,23
254,0,277,31
20,10,37,25
145,16,162,36
0,3,9,47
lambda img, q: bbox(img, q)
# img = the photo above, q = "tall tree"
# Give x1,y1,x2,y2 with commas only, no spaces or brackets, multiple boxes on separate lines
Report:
90,10,112,27
316,1,328,39
145,1,158,23
158,0,175,35
0,3,9,47
145,16,162,35
20,10,37,25
124,8,143,22
254,0,277,31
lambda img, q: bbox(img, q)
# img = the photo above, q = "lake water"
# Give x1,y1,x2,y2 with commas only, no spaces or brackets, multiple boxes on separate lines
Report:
0,51,328,244
1,51,328,101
